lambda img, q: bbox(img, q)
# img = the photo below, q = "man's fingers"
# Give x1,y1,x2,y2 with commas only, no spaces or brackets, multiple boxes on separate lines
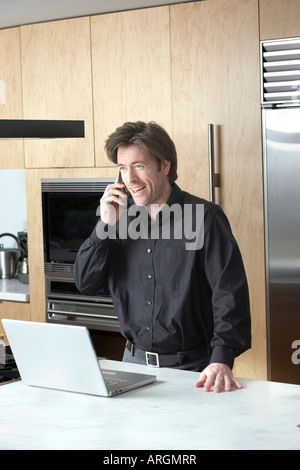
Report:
194,363,243,392
194,371,206,388
103,184,127,203
231,377,243,389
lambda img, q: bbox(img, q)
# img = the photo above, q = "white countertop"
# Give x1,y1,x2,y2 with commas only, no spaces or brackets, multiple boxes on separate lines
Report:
0,277,29,302
0,359,299,450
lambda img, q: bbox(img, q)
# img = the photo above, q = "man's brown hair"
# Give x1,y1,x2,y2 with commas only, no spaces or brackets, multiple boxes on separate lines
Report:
104,121,178,183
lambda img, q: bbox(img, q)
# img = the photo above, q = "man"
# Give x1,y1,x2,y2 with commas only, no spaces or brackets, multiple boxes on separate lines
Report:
74,121,251,393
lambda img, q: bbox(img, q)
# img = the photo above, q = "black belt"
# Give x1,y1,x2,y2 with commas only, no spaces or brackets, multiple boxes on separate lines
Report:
126,341,211,367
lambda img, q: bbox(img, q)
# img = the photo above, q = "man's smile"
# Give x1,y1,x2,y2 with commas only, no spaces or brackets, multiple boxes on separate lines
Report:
130,185,146,194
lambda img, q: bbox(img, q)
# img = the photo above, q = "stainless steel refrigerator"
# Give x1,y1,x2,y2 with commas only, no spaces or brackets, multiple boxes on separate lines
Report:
262,106,300,385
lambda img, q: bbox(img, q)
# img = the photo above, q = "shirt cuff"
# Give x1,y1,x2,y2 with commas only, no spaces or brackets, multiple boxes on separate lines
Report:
91,220,113,244
209,346,235,369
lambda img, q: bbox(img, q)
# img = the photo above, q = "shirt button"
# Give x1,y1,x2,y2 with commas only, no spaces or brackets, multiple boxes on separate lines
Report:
146,300,152,306
145,326,151,331
146,248,152,253
147,274,153,279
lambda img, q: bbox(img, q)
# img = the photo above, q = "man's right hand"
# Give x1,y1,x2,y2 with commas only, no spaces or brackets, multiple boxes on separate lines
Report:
100,182,128,225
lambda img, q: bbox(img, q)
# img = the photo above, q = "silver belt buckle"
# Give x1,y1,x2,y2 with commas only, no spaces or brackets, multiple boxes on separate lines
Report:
146,351,160,367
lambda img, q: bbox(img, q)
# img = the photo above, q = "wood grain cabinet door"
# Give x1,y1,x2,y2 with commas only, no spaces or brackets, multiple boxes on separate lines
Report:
260,0,300,40
20,18,94,169
91,7,173,167
0,27,24,169
171,0,267,380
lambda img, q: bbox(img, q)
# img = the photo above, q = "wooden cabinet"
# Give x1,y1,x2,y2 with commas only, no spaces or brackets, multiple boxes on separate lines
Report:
171,0,267,380
0,27,24,169
260,0,300,39
91,7,172,167
0,301,30,345
20,18,94,168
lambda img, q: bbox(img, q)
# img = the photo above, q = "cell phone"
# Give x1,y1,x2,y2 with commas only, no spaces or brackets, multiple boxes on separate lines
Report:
118,170,129,203
117,170,128,195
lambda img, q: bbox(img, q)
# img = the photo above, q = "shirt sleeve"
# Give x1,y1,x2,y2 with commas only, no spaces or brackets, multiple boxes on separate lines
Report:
203,206,251,368
73,220,111,294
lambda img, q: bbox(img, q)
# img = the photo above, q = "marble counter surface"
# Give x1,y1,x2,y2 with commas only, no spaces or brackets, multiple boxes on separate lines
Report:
0,359,299,450
0,278,29,302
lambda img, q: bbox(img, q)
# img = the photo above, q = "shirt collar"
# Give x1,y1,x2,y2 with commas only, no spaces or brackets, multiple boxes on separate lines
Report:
165,183,185,207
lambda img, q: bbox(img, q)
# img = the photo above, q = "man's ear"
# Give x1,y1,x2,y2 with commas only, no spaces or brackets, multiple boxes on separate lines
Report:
161,159,171,176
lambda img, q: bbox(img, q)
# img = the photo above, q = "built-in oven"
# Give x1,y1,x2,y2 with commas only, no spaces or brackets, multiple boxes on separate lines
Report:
45,271,119,332
41,178,119,332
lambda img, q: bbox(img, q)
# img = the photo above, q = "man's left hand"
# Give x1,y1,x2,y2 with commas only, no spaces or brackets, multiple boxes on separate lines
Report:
194,363,242,393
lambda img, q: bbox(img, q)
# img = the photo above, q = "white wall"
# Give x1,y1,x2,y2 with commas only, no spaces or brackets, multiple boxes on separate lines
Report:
0,169,27,248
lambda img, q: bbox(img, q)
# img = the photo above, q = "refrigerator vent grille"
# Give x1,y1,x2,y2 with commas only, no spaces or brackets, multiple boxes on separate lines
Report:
261,37,300,105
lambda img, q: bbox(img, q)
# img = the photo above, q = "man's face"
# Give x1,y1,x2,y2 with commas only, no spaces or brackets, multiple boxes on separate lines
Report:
117,144,171,208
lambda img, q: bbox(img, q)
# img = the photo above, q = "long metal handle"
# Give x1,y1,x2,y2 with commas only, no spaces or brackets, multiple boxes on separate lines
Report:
47,297,114,307
47,309,118,320
208,124,220,203
208,124,215,202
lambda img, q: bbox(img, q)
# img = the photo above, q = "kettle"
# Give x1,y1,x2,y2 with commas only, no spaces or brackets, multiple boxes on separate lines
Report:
0,233,20,279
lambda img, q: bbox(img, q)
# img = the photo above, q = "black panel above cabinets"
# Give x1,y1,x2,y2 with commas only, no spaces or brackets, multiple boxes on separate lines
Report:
0,120,84,138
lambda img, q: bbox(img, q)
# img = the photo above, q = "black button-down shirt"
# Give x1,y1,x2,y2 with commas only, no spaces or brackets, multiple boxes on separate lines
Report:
74,184,251,368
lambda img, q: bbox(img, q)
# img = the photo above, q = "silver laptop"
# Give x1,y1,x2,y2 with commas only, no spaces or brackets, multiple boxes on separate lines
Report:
1,319,156,397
